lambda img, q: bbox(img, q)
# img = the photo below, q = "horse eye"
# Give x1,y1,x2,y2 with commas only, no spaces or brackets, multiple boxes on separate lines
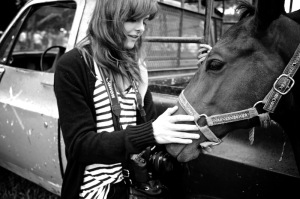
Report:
206,60,224,71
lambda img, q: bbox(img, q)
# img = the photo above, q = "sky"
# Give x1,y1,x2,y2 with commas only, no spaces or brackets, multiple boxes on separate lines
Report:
285,0,300,12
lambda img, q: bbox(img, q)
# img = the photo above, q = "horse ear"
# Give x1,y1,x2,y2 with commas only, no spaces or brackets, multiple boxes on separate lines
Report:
255,0,286,30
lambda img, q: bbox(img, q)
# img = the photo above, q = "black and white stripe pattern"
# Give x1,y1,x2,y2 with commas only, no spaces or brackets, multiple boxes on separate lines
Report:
79,63,137,198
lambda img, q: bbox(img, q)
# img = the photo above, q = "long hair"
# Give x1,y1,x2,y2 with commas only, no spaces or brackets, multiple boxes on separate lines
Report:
77,0,159,91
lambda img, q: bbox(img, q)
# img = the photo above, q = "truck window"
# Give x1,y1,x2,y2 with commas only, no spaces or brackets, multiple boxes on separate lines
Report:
0,2,76,72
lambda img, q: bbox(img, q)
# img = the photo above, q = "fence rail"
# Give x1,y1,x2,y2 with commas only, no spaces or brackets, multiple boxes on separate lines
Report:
144,36,205,43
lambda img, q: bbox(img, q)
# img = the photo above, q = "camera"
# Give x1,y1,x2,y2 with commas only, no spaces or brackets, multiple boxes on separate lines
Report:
131,146,175,175
125,146,176,196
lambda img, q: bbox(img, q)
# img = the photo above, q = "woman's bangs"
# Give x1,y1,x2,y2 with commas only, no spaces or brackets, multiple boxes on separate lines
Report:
129,0,158,20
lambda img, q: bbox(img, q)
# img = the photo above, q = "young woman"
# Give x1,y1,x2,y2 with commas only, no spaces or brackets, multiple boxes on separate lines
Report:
54,0,201,198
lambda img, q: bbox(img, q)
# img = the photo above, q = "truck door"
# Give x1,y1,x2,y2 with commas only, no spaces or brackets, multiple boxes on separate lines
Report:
0,2,76,195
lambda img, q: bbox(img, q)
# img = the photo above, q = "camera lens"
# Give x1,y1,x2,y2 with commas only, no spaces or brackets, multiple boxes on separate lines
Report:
161,153,174,172
150,151,174,173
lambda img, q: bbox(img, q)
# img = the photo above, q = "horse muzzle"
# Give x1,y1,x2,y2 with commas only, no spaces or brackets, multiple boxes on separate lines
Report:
166,139,202,162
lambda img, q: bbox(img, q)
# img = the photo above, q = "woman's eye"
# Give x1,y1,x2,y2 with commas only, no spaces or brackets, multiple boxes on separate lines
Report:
127,18,136,22
206,60,224,72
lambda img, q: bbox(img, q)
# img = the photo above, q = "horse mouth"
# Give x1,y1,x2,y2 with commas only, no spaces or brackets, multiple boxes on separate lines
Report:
165,101,203,162
166,139,202,162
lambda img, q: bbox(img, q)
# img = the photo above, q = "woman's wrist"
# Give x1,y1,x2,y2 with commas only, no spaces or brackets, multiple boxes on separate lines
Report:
126,121,156,151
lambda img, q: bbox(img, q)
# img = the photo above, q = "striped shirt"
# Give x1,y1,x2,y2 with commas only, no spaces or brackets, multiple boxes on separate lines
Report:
79,63,137,198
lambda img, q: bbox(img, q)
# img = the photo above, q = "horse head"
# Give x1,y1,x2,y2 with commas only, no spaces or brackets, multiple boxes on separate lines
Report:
166,0,300,171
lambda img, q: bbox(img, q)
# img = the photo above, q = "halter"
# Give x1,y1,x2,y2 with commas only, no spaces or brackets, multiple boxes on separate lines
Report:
178,43,300,147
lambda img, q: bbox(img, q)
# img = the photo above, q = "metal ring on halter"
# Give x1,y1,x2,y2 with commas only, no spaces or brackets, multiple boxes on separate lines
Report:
195,114,208,126
253,100,264,109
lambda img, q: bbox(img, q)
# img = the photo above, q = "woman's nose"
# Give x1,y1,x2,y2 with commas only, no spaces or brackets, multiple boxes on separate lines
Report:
135,20,145,32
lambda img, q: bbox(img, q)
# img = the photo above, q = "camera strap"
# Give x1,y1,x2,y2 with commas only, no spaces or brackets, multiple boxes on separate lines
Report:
94,61,153,187
96,62,122,131
131,78,147,123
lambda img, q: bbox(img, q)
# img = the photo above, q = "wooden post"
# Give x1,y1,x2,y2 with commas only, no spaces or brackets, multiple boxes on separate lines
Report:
290,0,293,12
204,0,214,45
176,0,185,68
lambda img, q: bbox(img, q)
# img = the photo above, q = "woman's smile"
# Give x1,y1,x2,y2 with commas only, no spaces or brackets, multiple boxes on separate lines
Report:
123,15,149,49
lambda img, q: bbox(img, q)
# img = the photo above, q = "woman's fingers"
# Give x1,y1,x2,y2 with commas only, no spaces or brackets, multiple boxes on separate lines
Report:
171,131,200,139
197,53,208,64
153,107,201,144
198,53,208,59
169,114,195,123
198,48,209,55
156,133,199,144
197,44,212,65
163,106,178,116
165,137,193,144
169,123,199,132
199,43,212,51
153,125,200,144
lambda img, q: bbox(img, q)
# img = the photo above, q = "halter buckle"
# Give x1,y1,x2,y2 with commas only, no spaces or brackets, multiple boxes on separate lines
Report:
273,74,295,95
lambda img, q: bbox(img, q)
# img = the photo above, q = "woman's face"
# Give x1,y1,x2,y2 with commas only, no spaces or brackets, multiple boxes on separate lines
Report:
123,15,149,49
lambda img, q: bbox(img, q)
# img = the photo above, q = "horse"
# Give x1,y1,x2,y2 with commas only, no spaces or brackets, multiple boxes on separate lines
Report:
166,0,300,176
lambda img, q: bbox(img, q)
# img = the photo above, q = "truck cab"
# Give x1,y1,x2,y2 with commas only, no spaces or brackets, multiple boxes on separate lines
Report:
0,0,299,198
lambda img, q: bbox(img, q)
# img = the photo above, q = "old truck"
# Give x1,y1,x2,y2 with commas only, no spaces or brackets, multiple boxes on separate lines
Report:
0,0,299,198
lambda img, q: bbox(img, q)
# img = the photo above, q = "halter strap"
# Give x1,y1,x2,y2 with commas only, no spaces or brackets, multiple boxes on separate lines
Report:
178,92,222,145
263,43,300,113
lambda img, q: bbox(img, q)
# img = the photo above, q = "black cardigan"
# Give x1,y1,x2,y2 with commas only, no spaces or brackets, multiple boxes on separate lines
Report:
54,48,157,198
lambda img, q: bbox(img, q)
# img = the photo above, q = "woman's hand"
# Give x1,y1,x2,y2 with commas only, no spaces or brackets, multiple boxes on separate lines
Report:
197,43,212,66
152,106,200,144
